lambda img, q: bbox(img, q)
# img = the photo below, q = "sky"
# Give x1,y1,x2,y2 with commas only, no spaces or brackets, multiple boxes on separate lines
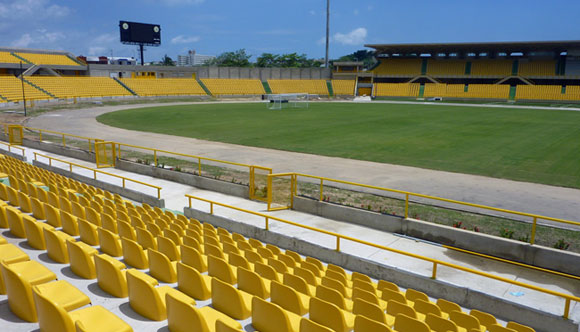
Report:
0,0,579,62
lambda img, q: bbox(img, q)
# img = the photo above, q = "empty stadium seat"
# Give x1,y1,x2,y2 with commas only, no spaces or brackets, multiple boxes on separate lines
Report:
94,254,128,298
211,277,252,320
126,269,182,321
252,296,302,332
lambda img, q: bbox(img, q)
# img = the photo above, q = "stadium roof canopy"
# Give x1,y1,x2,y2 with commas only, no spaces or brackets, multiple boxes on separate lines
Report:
365,40,580,56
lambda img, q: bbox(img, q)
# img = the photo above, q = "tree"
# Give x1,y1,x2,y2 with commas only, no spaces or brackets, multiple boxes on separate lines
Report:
255,52,323,68
336,50,375,69
160,54,175,66
205,49,252,67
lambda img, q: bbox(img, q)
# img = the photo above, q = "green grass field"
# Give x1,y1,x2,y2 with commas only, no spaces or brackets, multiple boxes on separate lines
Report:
97,102,580,189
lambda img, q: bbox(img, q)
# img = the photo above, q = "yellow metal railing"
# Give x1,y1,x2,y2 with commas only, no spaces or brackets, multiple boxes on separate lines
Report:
268,173,580,245
0,140,26,157
21,126,98,152
34,152,162,199
186,194,579,319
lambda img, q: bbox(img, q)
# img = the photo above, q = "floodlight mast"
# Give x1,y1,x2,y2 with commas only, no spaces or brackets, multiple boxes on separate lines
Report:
325,0,330,68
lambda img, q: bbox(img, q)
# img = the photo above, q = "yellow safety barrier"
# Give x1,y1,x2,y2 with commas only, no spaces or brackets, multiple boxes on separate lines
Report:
186,194,579,319
115,142,271,201
0,140,26,157
15,125,98,153
267,173,580,246
34,152,162,199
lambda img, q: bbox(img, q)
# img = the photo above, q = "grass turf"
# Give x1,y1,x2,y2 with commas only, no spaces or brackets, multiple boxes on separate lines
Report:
96,102,580,189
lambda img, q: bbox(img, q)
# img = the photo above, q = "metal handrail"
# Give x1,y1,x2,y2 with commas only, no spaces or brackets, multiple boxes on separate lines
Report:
0,141,26,157
34,152,162,199
186,194,579,318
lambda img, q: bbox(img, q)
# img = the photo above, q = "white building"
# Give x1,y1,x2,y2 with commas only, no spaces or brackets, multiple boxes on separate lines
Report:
177,50,215,66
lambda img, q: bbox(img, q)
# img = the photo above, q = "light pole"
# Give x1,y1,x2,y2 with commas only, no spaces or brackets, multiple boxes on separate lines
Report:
19,61,27,116
325,0,330,68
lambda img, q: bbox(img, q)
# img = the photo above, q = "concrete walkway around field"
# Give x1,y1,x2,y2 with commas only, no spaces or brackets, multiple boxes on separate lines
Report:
24,101,580,228
8,144,580,323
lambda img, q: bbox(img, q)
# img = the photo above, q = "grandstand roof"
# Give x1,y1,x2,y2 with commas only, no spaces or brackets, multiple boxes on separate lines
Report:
365,40,580,55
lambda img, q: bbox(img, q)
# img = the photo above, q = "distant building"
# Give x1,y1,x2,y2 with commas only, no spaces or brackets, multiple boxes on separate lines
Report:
177,50,215,66
78,56,136,65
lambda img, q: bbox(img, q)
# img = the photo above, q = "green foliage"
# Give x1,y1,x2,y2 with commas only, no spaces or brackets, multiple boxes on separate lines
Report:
553,239,570,250
205,49,252,67
158,54,175,66
97,102,580,189
335,50,376,68
499,228,514,239
256,52,322,68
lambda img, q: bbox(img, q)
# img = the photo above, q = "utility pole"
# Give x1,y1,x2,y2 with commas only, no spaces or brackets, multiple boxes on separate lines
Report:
325,0,330,68
19,61,27,116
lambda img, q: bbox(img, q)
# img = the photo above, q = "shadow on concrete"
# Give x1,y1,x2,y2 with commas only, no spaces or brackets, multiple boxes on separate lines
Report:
118,302,150,322
0,299,28,323
60,266,85,280
156,326,170,332
36,252,54,264
87,282,116,299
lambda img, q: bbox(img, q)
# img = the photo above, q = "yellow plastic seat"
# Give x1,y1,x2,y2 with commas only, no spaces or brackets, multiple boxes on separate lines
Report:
17,191,31,213
78,218,99,246
382,288,412,306
94,254,128,298
0,235,6,244
60,210,79,236
284,272,316,297
450,310,485,332
354,315,393,332
252,296,301,332
489,325,518,332
309,297,355,332
67,239,98,279
216,319,245,332
316,284,353,311
43,203,62,227
321,276,351,299
300,318,335,332
238,266,270,299
44,228,74,263
177,261,211,300
352,272,375,286
405,288,430,305
6,186,19,206
470,309,498,331
136,227,157,250
211,277,252,320
71,201,86,220
353,298,387,325
257,246,275,260
205,242,226,259
85,207,101,226
378,280,403,296
385,300,417,327
295,266,320,287
126,269,182,321
33,280,91,311
181,244,208,272
101,213,117,233
415,298,448,319
31,197,46,220
353,286,386,310
121,237,149,269
0,260,57,322
208,255,237,284
255,260,281,282
436,298,462,317
164,228,183,246
393,313,431,332
22,216,53,250
302,261,323,278
0,205,8,228
425,312,459,332
6,206,26,238
326,269,352,288
166,290,242,332
118,221,136,241
228,251,252,270
268,257,291,274
506,321,536,332
148,249,177,283
271,280,310,316
157,235,181,261
98,227,123,257
33,283,132,332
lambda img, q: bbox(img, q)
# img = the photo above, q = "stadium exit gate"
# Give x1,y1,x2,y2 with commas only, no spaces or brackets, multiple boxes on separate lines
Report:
7,125,23,145
95,141,116,168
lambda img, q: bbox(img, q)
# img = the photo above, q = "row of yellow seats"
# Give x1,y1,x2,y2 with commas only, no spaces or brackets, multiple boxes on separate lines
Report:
332,80,356,95
470,60,512,76
14,53,80,66
0,51,21,64
423,84,510,99
426,60,466,76
0,76,52,101
374,83,420,97
27,77,131,99
373,59,422,76
201,79,266,95
518,60,556,77
120,78,207,96
268,80,329,95
515,85,580,101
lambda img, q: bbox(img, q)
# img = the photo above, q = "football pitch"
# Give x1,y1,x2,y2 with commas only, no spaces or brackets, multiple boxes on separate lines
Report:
97,102,580,189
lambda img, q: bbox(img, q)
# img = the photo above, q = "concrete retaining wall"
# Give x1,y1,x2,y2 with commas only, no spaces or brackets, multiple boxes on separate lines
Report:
34,160,165,207
183,207,578,332
294,196,580,276
21,138,96,163
0,148,27,161
115,159,248,198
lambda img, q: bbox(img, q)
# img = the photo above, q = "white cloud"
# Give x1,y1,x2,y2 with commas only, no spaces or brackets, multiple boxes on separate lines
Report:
88,46,107,56
11,29,65,48
0,0,70,20
171,35,201,44
333,27,367,45
353,9,359,15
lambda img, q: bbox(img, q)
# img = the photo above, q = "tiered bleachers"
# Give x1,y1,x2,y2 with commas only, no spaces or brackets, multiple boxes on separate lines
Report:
470,60,513,76
518,60,557,76
201,78,265,96
14,53,80,66
0,153,538,332
331,80,356,95
28,76,131,99
515,85,564,100
426,60,466,76
374,83,420,97
373,59,422,76
268,79,329,95
0,52,20,64
0,76,52,102
121,78,207,96
424,84,510,99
